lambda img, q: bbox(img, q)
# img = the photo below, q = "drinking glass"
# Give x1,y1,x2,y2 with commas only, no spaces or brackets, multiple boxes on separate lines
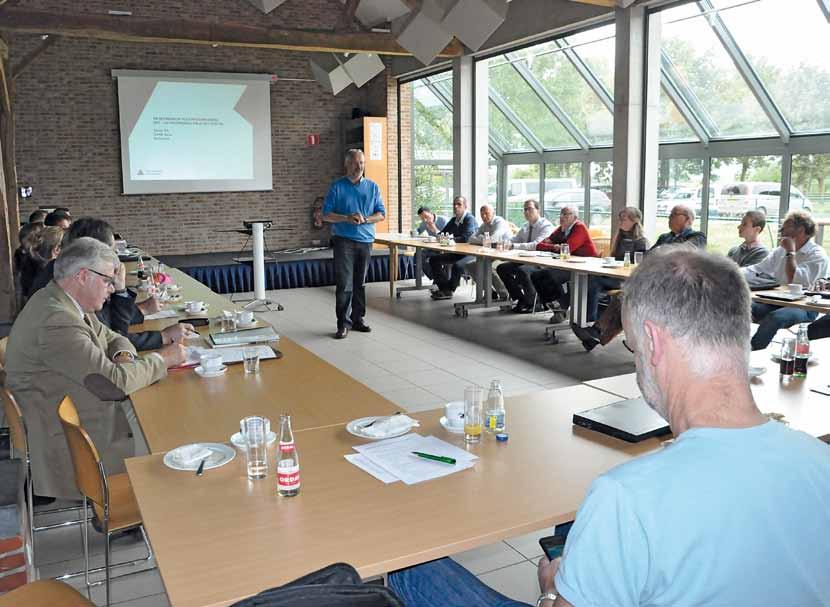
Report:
560,244,570,260
634,252,643,265
780,337,796,377
241,416,268,479
243,347,261,374
464,385,483,444
221,310,237,332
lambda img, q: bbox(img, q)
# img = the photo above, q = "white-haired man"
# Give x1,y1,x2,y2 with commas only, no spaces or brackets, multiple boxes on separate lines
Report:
5,237,186,499
467,203,511,300
388,248,830,606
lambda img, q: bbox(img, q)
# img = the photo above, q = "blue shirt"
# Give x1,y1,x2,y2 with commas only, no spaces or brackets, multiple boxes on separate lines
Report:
417,215,448,236
555,421,830,606
323,176,386,243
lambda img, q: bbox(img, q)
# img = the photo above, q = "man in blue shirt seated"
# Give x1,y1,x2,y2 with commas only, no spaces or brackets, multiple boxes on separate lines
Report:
322,149,386,339
428,196,478,300
651,204,706,248
388,247,830,607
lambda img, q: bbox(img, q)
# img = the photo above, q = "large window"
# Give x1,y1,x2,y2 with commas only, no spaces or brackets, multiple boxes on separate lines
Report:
411,73,454,227
792,153,830,255
506,165,540,225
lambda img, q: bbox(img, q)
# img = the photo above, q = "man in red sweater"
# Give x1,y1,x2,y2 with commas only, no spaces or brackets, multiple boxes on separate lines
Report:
531,205,598,320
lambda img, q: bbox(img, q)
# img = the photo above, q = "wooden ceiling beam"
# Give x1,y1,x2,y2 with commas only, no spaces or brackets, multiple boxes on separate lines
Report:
565,0,616,7
12,35,57,79
0,7,464,57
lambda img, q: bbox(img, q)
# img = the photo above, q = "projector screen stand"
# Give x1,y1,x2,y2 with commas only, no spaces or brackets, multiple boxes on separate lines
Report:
229,221,284,313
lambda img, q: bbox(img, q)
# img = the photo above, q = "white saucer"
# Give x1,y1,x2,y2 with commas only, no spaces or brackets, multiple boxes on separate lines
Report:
230,431,277,449
346,416,415,440
439,416,464,434
195,364,227,378
236,320,257,329
749,366,767,379
564,258,587,263
163,443,235,472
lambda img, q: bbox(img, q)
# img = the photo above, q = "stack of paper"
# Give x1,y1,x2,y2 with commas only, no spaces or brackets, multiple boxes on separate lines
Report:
345,434,478,485
209,326,279,347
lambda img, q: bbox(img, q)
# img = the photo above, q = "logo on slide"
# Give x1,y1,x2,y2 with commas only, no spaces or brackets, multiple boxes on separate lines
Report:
137,169,144,175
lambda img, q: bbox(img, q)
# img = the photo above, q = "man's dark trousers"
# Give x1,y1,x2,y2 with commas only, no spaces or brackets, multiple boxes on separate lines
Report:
333,236,372,330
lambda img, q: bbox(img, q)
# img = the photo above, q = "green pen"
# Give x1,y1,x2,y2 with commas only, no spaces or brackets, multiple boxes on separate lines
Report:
411,451,456,465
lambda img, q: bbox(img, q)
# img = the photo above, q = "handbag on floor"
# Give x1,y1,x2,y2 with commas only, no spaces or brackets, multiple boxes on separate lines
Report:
230,562,405,607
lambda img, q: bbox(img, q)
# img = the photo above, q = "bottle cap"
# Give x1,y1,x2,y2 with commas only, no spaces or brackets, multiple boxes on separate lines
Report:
496,433,509,442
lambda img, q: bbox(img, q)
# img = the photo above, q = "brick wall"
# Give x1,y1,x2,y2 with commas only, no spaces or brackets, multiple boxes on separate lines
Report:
9,0,400,255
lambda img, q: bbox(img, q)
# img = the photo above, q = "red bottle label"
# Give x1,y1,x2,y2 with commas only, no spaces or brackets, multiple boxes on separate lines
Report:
277,465,300,490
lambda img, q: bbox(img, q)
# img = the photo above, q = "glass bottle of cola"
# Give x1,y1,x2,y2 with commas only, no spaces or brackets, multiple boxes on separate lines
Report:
277,414,300,497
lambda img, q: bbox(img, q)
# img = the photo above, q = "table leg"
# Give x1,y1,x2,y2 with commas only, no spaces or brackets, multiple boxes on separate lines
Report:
395,248,433,298
389,245,398,299
570,271,589,328
454,256,495,318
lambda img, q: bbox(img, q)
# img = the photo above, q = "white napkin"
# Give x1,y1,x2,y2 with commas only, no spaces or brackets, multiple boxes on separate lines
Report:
362,414,419,438
170,444,212,466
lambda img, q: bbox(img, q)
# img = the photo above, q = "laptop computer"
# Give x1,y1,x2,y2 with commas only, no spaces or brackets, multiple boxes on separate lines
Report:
573,397,671,443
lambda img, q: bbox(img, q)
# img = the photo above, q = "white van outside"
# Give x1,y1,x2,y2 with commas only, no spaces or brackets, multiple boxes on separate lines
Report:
715,182,812,219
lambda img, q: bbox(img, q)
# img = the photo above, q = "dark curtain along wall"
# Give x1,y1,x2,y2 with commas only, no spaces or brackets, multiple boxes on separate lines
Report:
183,255,416,294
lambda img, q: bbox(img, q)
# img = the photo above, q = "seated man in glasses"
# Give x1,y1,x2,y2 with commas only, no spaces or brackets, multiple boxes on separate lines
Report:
743,210,828,350
389,248,830,607
5,238,186,500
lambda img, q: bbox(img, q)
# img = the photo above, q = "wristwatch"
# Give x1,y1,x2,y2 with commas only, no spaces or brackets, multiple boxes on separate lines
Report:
786,251,795,257
537,592,558,606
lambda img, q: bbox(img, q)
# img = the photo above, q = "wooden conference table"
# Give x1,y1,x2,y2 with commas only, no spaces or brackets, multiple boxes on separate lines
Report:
375,234,630,326
377,234,830,327
586,338,830,439
127,263,399,453
126,384,663,607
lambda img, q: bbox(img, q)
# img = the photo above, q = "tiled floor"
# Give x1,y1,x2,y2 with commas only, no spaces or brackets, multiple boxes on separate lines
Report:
32,279,635,605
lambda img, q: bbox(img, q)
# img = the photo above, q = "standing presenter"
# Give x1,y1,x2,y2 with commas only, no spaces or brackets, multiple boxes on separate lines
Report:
323,149,386,339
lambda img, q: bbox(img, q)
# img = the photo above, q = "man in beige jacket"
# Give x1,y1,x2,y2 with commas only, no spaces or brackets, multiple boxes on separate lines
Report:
6,237,185,499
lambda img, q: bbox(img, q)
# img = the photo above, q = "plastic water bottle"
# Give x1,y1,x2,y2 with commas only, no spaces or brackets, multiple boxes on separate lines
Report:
277,414,300,497
483,232,492,248
485,380,505,433
794,323,810,378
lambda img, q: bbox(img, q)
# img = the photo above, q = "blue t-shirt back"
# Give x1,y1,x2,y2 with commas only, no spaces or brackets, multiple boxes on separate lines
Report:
556,421,830,606
323,176,386,243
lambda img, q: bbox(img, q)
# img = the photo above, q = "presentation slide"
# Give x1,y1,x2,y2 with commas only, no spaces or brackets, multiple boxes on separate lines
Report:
114,70,273,195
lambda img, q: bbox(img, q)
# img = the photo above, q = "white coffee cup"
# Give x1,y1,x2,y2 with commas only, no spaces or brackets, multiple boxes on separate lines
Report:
788,283,804,295
444,402,464,428
200,353,223,371
238,310,255,325
185,300,204,313
603,257,616,264
114,240,128,254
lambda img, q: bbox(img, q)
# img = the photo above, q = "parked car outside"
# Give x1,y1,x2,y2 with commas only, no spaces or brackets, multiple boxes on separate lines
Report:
715,182,812,219
544,188,611,220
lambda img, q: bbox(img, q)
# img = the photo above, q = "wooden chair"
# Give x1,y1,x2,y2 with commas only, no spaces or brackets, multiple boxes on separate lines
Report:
0,579,95,607
0,335,7,368
593,237,611,258
57,396,154,607
2,386,87,569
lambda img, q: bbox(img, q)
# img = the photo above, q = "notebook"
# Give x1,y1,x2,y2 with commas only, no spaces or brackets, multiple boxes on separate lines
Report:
209,326,279,347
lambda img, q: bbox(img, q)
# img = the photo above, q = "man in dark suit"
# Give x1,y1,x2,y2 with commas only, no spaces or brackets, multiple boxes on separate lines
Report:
28,217,194,350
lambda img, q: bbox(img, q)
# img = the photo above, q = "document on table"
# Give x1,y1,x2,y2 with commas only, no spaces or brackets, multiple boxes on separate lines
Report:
143,309,180,320
346,433,478,485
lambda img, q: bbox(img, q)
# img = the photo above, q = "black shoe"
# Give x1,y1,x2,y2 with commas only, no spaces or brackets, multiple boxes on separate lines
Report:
511,303,529,313
335,326,349,339
571,323,600,350
352,323,372,333
432,290,453,300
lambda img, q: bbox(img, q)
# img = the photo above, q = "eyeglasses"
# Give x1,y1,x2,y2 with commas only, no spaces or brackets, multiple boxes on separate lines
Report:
85,267,117,288
560,211,574,217
622,339,634,354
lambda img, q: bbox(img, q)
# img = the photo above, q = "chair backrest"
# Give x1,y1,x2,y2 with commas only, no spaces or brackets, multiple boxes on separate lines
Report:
56,396,106,508
0,335,7,368
1,386,28,460
593,237,611,257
